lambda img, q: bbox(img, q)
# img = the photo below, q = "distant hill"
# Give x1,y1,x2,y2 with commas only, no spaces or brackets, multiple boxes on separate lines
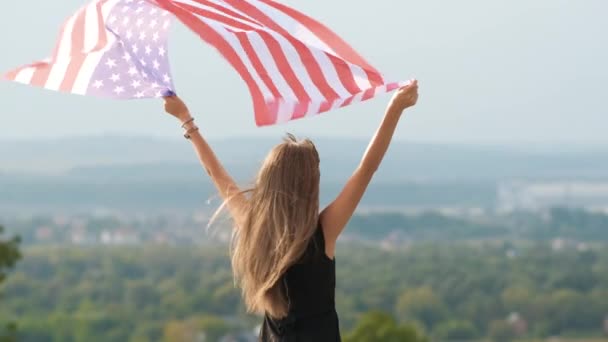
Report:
2,135,607,182
2,136,607,212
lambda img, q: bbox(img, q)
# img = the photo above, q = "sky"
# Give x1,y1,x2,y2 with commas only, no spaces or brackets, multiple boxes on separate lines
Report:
0,0,606,144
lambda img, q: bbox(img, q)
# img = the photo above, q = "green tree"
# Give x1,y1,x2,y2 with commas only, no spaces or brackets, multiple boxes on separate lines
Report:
432,320,479,340
344,311,428,342
0,225,21,342
396,287,448,330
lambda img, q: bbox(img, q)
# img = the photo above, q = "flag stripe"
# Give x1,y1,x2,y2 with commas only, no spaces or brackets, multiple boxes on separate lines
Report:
222,0,341,100
258,0,384,88
5,0,405,126
154,0,275,125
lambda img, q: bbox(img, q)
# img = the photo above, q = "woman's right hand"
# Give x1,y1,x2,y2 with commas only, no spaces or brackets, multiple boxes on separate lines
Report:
387,80,419,114
164,95,192,123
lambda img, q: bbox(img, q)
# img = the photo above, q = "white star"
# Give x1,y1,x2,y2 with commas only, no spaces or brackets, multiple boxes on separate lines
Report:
139,32,147,41
158,47,166,57
149,8,158,15
151,82,160,88
121,6,129,13
145,45,152,55
135,7,144,14
155,90,163,98
132,44,139,54
153,59,160,70
122,52,131,62
126,30,133,39
163,74,171,83
93,80,104,89
141,71,149,79
127,67,138,76
135,91,145,98
125,0,134,3
163,20,170,30
114,86,125,94
105,58,117,69
110,74,121,82
139,58,147,67
136,18,144,27
152,32,160,42
131,80,141,89
149,19,157,29
109,15,117,24
162,11,170,17
122,17,130,26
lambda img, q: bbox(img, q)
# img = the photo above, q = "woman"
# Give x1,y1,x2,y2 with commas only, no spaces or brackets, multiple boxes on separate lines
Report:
163,80,419,341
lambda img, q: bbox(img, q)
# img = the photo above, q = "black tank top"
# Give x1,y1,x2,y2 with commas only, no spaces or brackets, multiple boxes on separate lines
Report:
259,224,341,342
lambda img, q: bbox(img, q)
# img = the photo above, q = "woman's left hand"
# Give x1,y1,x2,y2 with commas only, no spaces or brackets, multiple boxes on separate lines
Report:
164,95,191,123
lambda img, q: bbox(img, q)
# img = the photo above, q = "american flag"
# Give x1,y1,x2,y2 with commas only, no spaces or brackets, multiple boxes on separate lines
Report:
5,0,406,126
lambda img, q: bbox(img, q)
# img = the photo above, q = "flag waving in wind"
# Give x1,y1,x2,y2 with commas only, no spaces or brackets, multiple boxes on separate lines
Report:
4,0,406,126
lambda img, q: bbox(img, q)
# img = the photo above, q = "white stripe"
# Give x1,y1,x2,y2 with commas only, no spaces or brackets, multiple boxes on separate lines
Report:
247,33,297,101
44,9,81,90
207,22,274,100
83,2,100,53
72,36,117,94
348,64,372,92
276,100,295,124
259,30,326,102
251,0,337,55
72,0,121,94
14,67,37,84
186,0,345,102
247,1,352,99
308,48,352,98
304,102,322,117
177,0,264,29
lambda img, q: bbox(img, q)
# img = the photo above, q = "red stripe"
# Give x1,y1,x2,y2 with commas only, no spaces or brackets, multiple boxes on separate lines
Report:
189,0,262,27
154,0,275,125
258,0,384,88
3,66,27,81
226,0,362,97
93,0,110,51
177,1,311,119
59,8,88,92
223,0,342,102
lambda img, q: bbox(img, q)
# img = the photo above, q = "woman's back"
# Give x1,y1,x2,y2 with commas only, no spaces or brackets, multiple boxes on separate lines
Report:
259,225,341,341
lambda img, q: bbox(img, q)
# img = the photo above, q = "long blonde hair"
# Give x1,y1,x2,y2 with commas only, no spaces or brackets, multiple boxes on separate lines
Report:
228,133,320,318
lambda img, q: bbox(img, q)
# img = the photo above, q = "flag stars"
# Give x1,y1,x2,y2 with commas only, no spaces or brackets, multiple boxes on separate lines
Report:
152,32,160,42
139,58,147,67
149,8,158,15
139,32,147,41
109,15,117,24
151,82,160,88
135,7,144,14
163,20,170,30
132,44,139,54
122,17,130,26
122,52,131,62
105,58,117,69
158,47,166,57
126,30,133,39
136,18,144,27
149,19,157,29
135,91,145,98
110,74,121,82
131,80,142,89
93,80,104,89
127,67,138,76
163,74,171,83
114,86,125,95
153,59,160,70
145,45,152,55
